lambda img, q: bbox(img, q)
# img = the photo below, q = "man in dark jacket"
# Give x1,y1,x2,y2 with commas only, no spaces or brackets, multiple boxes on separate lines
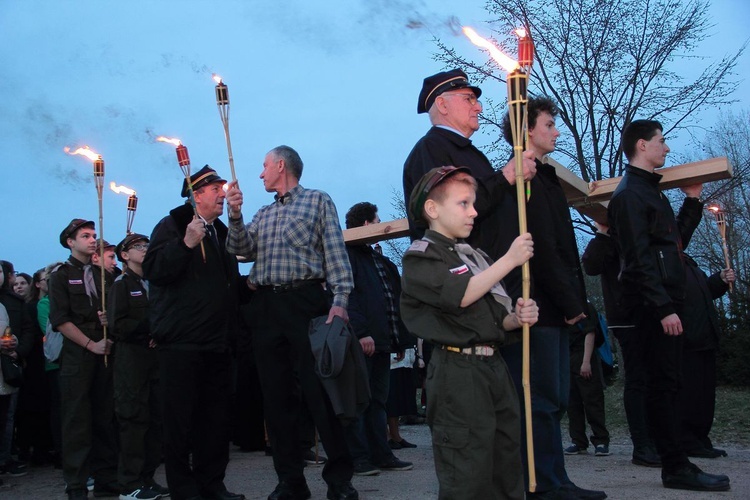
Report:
143,165,245,500
343,202,414,476
678,255,734,458
496,97,604,499
582,226,661,467
402,68,536,245
608,119,729,492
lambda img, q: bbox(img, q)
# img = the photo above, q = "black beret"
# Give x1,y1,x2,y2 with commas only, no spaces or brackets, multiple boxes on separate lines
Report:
181,165,226,198
417,69,482,114
59,218,95,249
409,166,471,226
115,233,149,262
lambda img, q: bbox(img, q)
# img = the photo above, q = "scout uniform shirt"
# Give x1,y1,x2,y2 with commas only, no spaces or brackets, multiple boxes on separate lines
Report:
400,229,510,348
48,256,106,342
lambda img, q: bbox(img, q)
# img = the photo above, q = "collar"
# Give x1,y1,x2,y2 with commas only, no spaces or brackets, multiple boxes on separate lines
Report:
67,255,88,269
625,164,663,186
428,126,472,147
274,184,303,204
424,229,461,249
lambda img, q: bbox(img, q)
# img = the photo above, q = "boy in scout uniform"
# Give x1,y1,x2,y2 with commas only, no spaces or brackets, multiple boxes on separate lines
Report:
109,233,168,500
400,167,538,500
48,219,118,500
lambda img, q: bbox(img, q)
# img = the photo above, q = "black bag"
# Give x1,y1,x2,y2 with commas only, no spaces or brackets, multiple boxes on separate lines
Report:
1,354,23,388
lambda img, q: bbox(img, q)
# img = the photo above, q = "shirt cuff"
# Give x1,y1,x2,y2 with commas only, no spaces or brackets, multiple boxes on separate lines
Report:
332,293,349,310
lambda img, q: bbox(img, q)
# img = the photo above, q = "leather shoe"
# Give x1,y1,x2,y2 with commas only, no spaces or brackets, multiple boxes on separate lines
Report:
632,446,661,467
560,482,607,499
204,490,246,500
326,481,359,500
662,463,730,491
268,481,311,500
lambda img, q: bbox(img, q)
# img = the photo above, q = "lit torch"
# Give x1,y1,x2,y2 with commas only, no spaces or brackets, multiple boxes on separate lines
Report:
463,26,537,492
707,205,733,292
156,136,206,262
213,74,237,182
63,145,109,365
110,182,138,235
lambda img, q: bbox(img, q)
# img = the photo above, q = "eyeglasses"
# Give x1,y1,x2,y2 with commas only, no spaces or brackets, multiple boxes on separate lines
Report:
130,244,149,251
440,93,481,107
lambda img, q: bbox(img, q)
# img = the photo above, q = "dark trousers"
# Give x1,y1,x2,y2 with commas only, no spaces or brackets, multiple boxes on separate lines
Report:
159,349,232,499
634,306,689,472
613,326,653,451
115,343,162,491
232,348,266,451
248,284,353,487
59,339,118,492
345,351,394,466
678,349,717,452
48,369,62,456
427,348,524,500
501,326,570,493
568,350,609,448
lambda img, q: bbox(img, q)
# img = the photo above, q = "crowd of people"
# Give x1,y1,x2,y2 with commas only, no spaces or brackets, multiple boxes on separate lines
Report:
0,67,736,500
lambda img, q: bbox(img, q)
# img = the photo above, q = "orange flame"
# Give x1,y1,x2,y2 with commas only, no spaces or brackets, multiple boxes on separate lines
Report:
515,28,528,38
63,145,101,161
707,205,721,213
156,136,182,146
109,182,136,196
462,27,519,72
212,74,223,84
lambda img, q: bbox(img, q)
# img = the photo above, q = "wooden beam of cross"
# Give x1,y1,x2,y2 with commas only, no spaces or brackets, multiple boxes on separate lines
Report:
341,156,733,245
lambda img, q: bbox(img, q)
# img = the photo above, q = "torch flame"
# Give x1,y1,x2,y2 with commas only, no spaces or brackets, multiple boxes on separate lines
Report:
707,205,721,213
515,28,528,38
64,145,101,161
109,182,136,196
156,136,182,146
212,74,223,84
462,27,519,72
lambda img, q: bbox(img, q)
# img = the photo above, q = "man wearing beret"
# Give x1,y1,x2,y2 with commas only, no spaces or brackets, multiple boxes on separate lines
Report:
143,165,247,500
109,233,168,500
403,68,536,254
226,145,358,500
48,219,117,499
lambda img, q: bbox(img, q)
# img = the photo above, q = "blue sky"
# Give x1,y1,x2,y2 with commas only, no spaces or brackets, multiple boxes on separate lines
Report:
1,0,748,275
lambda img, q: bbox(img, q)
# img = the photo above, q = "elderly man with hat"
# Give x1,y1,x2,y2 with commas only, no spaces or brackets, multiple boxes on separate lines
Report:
109,233,169,500
48,218,118,499
143,165,247,500
403,68,536,253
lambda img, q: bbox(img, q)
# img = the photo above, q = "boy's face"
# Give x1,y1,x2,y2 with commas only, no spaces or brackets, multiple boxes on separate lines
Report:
639,129,670,169
68,228,97,258
122,241,148,266
528,111,560,158
427,181,477,240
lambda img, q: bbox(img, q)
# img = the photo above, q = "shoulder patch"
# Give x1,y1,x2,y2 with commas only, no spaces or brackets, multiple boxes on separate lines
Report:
407,240,429,253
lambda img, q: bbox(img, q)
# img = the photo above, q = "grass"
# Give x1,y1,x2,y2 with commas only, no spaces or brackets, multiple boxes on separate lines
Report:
595,377,750,448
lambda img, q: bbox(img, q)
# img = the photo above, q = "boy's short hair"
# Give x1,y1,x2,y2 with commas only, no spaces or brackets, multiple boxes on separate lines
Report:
501,96,559,146
409,166,476,227
621,119,663,161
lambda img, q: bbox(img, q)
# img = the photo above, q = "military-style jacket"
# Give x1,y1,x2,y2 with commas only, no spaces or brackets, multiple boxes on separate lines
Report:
108,268,150,346
400,230,510,347
48,256,105,341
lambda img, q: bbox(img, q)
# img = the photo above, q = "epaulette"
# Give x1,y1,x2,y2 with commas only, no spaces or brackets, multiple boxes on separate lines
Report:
406,240,429,253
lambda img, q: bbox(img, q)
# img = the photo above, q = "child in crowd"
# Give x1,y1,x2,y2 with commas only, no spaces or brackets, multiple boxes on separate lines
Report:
400,166,538,500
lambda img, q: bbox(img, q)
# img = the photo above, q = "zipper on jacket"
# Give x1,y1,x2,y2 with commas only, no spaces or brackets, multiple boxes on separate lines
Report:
657,250,668,279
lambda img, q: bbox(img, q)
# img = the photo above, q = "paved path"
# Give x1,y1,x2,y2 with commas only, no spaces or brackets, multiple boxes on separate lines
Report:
2,423,748,499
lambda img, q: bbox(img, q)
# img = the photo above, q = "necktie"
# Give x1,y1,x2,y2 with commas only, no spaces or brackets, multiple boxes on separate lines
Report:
454,243,513,313
206,224,220,248
82,264,98,303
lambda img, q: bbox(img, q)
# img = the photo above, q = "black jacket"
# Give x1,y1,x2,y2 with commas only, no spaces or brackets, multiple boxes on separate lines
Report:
608,165,703,318
681,254,728,351
143,203,245,352
346,245,414,352
108,268,150,346
0,290,33,360
582,232,630,327
403,126,513,248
